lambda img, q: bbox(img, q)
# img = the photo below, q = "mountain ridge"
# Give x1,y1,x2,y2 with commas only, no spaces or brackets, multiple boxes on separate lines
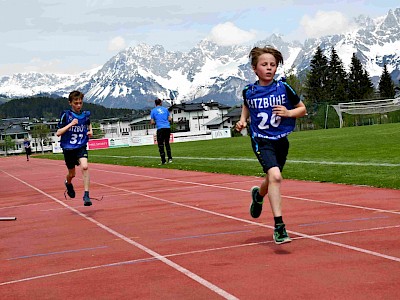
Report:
1,8,399,109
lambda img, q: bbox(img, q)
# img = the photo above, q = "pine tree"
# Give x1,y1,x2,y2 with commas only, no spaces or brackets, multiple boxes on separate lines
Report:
305,46,329,112
327,47,348,104
285,68,303,97
348,53,374,101
378,64,395,98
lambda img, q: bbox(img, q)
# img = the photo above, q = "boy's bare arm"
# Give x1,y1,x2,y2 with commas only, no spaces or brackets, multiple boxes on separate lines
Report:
236,105,249,131
273,102,307,118
56,118,78,137
87,123,93,138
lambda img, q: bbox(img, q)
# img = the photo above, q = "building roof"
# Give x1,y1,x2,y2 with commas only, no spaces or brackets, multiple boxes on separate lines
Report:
0,124,28,135
100,116,134,124
225,106,242,117
203,116,230,126
130,119,151,126
170,100,231,112
170,103,204,112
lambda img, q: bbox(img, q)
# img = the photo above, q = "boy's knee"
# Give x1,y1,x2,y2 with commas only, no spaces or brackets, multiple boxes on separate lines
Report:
268,168,283,184
270,174,282,184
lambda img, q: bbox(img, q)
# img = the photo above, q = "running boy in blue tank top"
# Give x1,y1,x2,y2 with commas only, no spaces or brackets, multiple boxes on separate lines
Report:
57,90,93,206
236,46,307,244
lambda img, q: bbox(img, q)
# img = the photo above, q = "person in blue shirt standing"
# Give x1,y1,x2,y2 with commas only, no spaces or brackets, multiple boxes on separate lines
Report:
23,138,32,161
236,46,307,244
150,98,173,165
57,90,93,206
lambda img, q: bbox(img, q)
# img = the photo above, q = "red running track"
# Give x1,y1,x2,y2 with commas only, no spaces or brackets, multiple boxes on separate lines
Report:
1,156,399,299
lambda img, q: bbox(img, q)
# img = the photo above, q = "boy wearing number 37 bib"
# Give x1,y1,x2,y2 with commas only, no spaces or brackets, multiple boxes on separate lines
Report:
236,46,307,244
57,90,93,206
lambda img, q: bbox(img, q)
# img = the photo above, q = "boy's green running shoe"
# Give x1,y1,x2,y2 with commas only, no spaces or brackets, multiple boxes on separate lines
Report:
273,223,292,244
250,186,263,218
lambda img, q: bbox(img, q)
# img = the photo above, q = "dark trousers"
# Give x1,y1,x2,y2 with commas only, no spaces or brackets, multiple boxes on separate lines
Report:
157,128,172,163
25,147,31,160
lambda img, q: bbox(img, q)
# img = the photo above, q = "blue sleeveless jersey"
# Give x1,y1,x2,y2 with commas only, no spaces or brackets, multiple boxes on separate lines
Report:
243,80,300,140
58,110,91,149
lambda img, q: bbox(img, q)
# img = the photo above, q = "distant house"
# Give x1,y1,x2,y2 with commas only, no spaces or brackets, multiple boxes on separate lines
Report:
0,118,58,155
0,119,30,155
101,116,136,138
204,105,243,130
98,100,234,138
170,101,231,132
96,100,247,145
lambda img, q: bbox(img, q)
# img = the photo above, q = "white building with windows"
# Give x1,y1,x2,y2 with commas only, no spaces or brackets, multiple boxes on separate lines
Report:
99,100,237,144
0,118,60,155
170,101,231,132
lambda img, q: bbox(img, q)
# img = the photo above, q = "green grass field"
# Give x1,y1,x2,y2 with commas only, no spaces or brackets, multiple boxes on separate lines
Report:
39,123,400,189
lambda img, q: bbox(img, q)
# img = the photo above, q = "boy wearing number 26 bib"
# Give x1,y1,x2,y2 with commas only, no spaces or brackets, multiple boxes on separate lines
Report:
236,46,307,244
57,90,93,207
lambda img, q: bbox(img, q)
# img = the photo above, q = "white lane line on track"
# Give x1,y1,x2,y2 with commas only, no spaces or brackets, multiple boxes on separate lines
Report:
2,224,400,287
2,167,399,288
91,177,400,263
0,170,238,300
93,167,400,216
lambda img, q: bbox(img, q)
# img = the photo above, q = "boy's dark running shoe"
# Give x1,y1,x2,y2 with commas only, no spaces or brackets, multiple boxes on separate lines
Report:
273,223,292,244
83,194,92,206
65,181,75,198
250,186,263,218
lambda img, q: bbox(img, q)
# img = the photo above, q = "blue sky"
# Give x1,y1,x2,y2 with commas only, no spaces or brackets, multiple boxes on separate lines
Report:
0,0,398,77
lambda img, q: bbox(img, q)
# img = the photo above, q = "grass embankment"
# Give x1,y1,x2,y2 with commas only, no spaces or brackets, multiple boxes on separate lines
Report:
38,123,400,189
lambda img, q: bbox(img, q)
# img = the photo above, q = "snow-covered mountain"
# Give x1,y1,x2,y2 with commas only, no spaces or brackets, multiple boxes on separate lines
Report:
1,8,399,109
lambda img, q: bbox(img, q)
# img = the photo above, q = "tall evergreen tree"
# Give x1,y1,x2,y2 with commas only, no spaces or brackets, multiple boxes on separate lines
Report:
348,53,374,101
285,68,303,97
305,46,329,112
327,47,348,104
378,64,395,98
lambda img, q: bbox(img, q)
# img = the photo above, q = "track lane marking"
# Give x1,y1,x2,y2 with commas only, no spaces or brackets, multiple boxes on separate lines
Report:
2,224,399,286
0,170,238,300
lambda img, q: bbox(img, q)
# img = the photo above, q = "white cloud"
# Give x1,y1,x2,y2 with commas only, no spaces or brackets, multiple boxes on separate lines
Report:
208,22,257,46
300,11,357,38
23,58,62,73
108,36,126,52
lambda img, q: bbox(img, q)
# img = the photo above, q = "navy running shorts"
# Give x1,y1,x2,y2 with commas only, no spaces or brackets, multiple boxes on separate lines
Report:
63,146,88,169
251,136,289,173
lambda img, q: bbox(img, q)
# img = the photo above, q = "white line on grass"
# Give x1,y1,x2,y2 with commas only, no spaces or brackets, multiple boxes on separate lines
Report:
91,154,400,167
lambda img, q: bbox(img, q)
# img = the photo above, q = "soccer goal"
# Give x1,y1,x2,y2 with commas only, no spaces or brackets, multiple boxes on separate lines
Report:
331,98,400,128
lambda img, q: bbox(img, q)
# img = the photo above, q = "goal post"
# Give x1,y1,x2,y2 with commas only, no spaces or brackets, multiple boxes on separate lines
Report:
332,98,400,128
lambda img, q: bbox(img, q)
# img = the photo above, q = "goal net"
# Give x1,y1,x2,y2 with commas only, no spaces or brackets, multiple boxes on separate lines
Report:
332,98,400,128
